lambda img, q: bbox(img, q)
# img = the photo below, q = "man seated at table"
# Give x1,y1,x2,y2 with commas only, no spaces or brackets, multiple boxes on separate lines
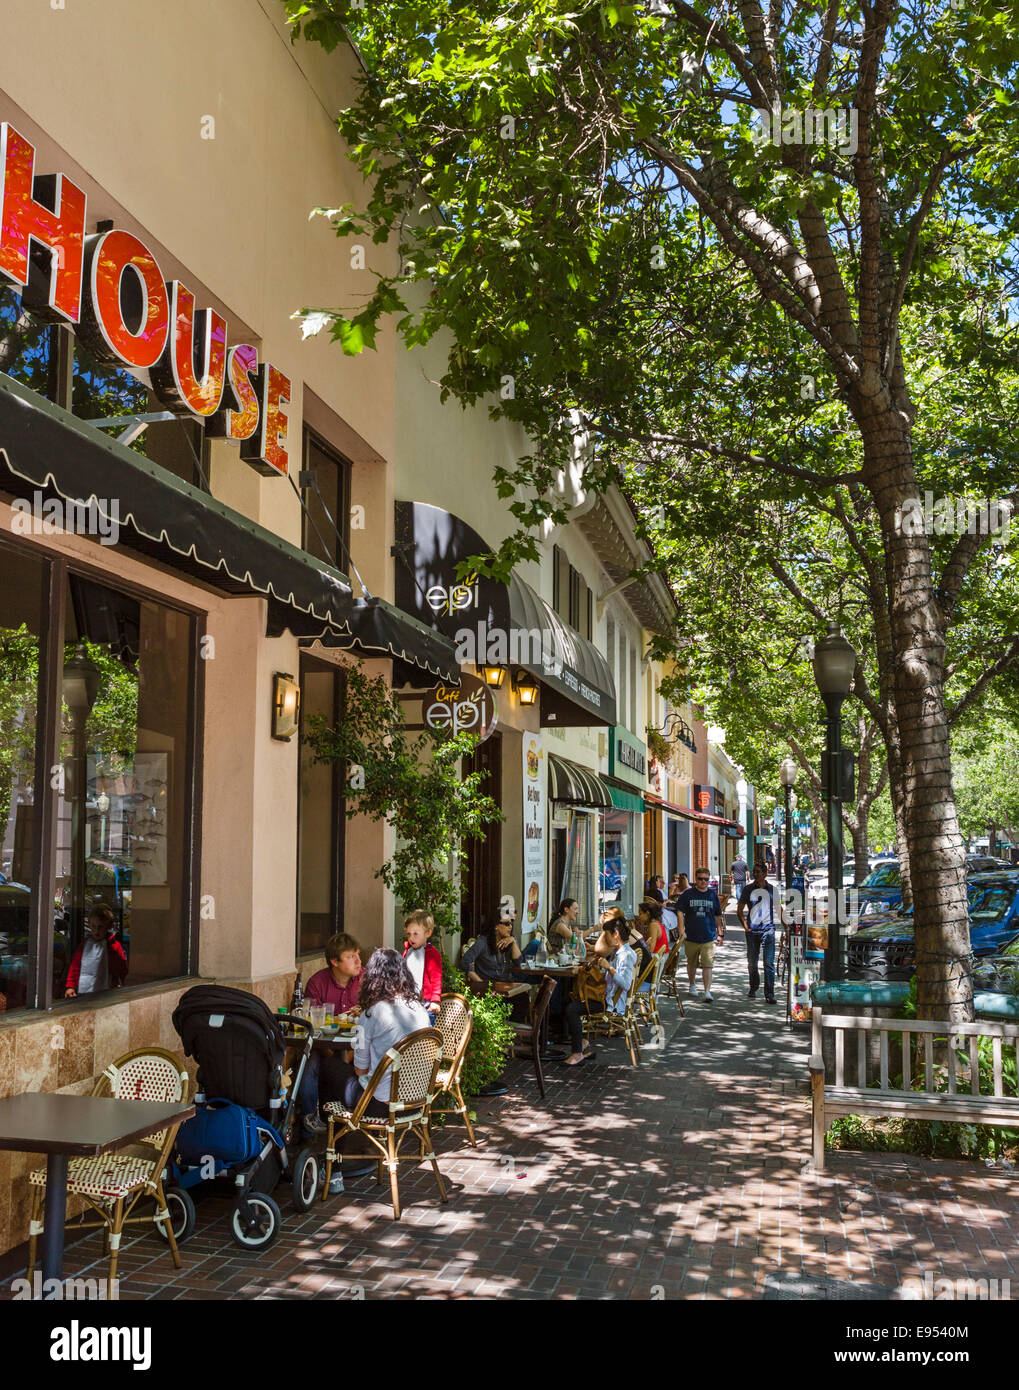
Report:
563,918,637,1066
300,933,362,1137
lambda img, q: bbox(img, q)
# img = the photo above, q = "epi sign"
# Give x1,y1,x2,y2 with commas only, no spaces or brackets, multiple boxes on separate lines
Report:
424,673,497,742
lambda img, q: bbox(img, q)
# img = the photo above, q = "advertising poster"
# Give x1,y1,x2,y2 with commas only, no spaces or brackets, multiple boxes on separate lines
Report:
522,734,546,936
788,920,827,1025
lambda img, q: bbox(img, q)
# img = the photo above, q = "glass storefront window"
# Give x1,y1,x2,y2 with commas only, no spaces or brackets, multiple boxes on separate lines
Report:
55,573,194,1002
297,659,345,955
0,285,60,401
72,338,209,491
600,809,636,918
563,810,595,928
0,546,46,1014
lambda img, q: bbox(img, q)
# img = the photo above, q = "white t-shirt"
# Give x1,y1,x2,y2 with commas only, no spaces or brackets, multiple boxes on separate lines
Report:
404,944,426,993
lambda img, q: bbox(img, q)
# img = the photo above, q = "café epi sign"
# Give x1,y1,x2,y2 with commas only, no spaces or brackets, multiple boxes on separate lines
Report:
424,673,497,742
0,124,291,476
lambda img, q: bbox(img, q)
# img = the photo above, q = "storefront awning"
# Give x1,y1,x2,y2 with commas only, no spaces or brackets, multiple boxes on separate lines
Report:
507,574,616,728
548,753,612,809
297,596,460,683
605,779,646,815
392,501,616,727
0,372,353,634
660,798,743,832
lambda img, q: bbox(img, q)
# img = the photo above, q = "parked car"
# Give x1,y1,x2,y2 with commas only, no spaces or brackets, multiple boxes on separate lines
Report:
972,931,1019,996
847,871,1019,980
853,860,902,918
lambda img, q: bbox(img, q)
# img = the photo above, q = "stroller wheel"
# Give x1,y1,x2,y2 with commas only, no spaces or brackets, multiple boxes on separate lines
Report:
291,1147,320,1213
156,1186,197,1245
231,1192,282,1250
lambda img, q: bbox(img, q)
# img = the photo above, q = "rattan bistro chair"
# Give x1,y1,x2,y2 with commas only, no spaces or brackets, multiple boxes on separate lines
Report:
25,1047,191,1299
636,951,668,1039
429,993,477,1146
581,956,643,1066
321,1027,447,1220
659,938,686,1014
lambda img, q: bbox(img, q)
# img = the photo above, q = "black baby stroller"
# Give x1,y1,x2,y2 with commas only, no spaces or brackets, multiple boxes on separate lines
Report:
168,985,320,1250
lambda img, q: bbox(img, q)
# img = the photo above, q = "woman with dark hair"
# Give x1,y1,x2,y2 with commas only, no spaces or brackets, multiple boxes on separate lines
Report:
343,948,431,1118
548,898,580,948
462,915,522,986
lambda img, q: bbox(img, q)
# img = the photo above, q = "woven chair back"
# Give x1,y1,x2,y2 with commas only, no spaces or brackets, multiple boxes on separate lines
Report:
93,1047,190,1151
436,993,473,1068
388,1028,443,1117
662,939,683,980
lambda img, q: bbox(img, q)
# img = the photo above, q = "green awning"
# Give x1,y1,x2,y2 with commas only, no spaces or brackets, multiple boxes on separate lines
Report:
606,781,646,815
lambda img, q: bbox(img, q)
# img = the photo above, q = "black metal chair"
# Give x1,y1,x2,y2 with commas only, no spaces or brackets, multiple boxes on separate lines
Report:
510,974,558,1099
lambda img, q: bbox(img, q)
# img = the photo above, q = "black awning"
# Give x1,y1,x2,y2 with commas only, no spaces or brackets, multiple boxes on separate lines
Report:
299,595,460,683
508,574,617,728
0,372,352,634
547,753,612,808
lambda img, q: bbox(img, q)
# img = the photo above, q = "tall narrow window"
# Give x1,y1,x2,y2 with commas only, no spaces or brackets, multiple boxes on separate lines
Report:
0,544,46,1014
629,643,638,733
302,430,352,573
59,573,194,999
297,657,346,955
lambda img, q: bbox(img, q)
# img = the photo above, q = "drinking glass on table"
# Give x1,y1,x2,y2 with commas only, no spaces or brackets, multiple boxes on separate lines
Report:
310,1003,327,1030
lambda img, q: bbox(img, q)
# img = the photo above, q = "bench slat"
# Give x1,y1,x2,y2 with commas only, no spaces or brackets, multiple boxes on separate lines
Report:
946,1033,956,1094
969,1036,980,1096
903,1030,911,1092
835,1030,844,1088
924,1033,934,1091
858,1029,867,1088
816,1013,1019,1039
879,1031,889,1090
993,1037,1003,1097
824,1089,1019,1124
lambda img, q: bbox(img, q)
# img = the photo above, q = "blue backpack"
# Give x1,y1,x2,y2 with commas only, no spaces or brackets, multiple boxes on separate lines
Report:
176,1099,282,1168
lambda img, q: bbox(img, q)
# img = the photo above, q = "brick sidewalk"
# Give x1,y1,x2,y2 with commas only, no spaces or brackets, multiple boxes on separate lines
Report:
4,930,1018,1300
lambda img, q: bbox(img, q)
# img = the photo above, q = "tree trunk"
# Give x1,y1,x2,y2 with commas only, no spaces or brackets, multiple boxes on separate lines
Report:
857,403,971,1022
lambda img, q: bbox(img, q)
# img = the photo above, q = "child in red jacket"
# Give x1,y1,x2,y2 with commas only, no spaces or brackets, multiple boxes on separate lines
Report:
65,904,128,997
402,910,442,1021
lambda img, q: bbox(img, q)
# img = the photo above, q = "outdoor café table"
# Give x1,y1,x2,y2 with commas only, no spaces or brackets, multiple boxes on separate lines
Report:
0,1091,195,1297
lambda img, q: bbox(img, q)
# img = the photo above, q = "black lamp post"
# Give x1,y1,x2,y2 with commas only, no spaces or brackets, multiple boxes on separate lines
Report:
812,621,857,981
62,644,102,945
779,756,797,892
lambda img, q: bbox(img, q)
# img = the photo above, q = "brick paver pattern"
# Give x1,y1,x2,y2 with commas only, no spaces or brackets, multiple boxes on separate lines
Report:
4,915,1018,1300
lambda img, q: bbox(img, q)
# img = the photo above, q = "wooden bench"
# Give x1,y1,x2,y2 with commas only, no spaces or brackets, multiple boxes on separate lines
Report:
808,1008,1019,1170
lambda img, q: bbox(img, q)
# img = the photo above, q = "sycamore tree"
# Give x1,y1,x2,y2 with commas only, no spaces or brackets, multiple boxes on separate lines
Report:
288,0,1019,1020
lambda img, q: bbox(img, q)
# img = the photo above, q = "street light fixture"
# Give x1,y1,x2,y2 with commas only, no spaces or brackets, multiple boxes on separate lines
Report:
812,621,857,981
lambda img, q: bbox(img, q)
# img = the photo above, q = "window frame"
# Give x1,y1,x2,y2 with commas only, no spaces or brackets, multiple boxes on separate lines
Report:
0,530,203,1012
301,427,352,573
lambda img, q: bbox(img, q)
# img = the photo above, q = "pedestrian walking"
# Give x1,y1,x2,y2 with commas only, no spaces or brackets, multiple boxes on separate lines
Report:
730,852,749,902
675,867,724,1001
736,862,778,1003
